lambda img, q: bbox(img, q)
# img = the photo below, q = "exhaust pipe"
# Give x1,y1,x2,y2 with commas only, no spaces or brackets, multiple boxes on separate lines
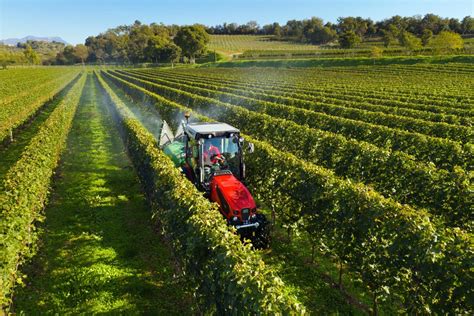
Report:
184,111,190,124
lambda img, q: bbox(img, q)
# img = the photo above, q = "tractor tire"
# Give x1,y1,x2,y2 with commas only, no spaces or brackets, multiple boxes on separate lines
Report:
252,214,270,249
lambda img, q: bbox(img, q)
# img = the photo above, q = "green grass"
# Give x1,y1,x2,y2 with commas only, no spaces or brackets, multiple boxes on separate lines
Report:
12,74,193,314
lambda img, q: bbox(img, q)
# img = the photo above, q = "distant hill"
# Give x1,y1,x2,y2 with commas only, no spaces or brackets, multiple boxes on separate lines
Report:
1,36,68,46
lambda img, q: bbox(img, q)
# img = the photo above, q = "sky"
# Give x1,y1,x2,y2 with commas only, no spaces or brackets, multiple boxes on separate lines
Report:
1,0,473,44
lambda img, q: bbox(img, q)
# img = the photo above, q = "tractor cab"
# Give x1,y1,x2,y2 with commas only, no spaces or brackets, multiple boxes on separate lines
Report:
181,122,248,190
160,115,268,248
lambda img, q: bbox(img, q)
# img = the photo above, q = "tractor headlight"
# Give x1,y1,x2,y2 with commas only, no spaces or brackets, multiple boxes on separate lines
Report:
232,216,238,221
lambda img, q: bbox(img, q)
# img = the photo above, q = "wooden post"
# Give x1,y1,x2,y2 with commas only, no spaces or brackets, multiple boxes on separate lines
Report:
373,293,378,316
339,260,343,289
271,204,276,225
10,128,13,142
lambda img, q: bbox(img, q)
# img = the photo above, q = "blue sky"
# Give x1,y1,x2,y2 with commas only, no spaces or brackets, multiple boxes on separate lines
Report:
1,0,472,44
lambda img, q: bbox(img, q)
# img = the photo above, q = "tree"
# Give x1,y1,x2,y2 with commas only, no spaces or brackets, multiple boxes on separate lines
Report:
371,46,383,58
63,45,76,64
23,45,40,64
398,31,422,51
160,43,181,66
128,22,154,63
94,48,106,63
174,25,209,63
461,16,474,35
311,27,337,44
241,21,259,34
365,19,377,37
421,14,443,34
55,45,77,65
144,34,169,63
226,23,238,34
421,29,433,46
74,44,89,65
262,22,282,37
405,15,423,34
284,20,305,39
448,18,462,33
378,15,407,36
145,37,181,65
370,46,383,65
381,25,400,47
382,32,393,48
303,17,337,44
273,23,282,38
336,16,369,37
0,50,20,69
430,31,464,53
338,30,361,48
262,23,273,35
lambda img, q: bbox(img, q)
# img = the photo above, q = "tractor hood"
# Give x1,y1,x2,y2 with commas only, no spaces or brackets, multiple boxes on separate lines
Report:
211,173,256,212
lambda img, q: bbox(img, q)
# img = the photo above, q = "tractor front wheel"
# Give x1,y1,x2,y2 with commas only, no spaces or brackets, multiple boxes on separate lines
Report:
251,214,270,249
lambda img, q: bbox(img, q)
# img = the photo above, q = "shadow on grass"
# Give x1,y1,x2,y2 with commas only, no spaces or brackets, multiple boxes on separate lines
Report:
259,225,364,315
13,74,193,314
260,213,401,315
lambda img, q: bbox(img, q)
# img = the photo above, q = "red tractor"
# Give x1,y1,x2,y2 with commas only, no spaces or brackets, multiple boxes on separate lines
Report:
159,113,269,248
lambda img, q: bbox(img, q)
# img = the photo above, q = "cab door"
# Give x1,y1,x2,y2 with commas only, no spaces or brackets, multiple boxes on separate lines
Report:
185,137,200,184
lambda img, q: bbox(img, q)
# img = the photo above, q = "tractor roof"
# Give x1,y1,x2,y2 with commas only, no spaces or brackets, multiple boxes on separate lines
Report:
186,122,240,139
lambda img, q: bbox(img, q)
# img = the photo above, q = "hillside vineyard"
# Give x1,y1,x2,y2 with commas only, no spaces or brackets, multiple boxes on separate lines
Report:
1,62,472,314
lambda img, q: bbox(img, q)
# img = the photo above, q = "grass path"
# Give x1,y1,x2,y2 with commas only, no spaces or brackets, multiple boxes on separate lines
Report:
261,224,376,315
13,74,192,314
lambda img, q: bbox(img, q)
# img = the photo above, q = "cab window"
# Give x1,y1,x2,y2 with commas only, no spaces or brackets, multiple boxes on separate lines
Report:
203,136,241,177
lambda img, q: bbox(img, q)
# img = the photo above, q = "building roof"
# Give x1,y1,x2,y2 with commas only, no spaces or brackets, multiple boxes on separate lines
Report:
186,122,240,139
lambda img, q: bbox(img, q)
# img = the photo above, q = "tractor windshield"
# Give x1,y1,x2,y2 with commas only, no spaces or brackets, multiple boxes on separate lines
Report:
203,136,241,177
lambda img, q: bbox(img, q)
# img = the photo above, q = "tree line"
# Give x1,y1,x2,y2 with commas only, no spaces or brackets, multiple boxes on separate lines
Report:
1,14,472,67
64,14,474,64
1,21,210,67
208,15,473,49
83,21,208,65
207,14,473,40
0,43,43,68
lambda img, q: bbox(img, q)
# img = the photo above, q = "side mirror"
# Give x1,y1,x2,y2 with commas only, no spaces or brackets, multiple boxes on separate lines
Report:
247,142,254,153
